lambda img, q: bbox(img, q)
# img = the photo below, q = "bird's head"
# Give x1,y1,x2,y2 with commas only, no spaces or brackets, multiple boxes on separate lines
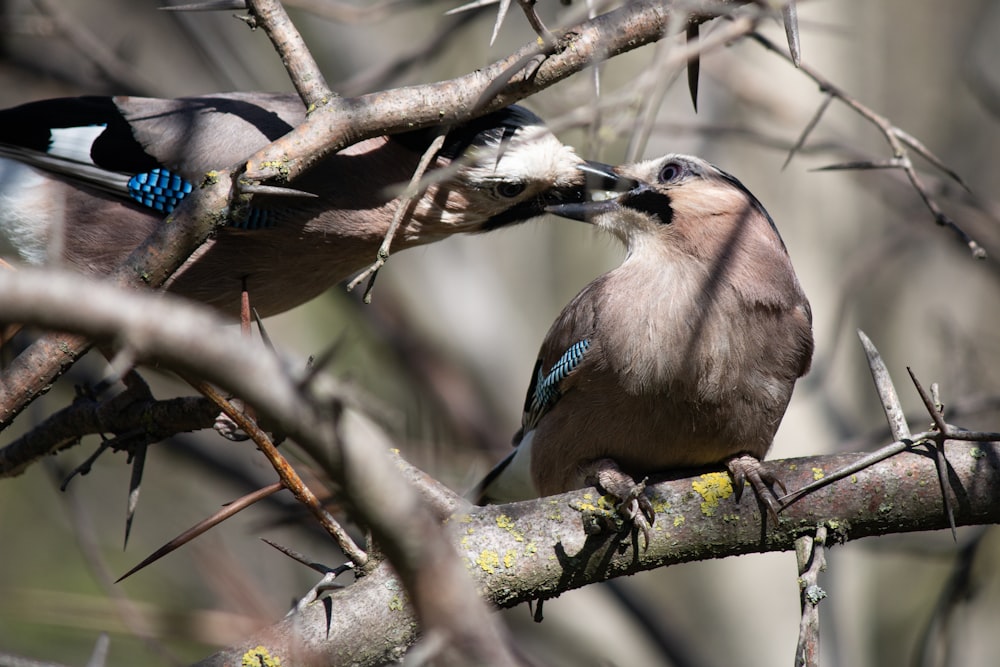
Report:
403,106,632,240
545,153,790,262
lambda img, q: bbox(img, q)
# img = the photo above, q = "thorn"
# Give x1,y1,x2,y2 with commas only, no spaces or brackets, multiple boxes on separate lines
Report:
445,0,499,15
686,24,700,112
532,597,544,623
117,482,283,582
238,182,318,198
490,0,512,45
160,0,247,10
857,330,911,440
782,1,801,67
252,308,276,353
123,441,147,550
812,159,903,172
261,537,352,576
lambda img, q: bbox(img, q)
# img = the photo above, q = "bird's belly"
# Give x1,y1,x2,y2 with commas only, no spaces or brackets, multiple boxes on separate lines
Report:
529,388,781,496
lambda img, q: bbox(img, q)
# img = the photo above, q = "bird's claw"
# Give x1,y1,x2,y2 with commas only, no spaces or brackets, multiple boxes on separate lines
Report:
584,459,655,550
726,454,786,523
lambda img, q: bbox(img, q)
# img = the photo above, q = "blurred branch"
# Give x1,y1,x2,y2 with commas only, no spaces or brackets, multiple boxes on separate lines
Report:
0,171,235,430
0,268,516,667
0,394,218,478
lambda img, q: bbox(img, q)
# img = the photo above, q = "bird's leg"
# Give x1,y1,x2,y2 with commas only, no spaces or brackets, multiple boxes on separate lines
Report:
726,454,787,524
581,458,654,548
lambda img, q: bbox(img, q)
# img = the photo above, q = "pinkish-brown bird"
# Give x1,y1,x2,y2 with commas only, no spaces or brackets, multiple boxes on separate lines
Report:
0,94,623,317
476,154,814,534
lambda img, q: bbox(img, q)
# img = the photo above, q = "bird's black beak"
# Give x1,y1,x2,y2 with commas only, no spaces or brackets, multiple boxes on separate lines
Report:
578,160,638,193
545,161,641,222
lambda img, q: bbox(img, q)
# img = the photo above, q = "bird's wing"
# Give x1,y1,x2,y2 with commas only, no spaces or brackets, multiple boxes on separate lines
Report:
518,277,604,439
0,94,306,220
473,279,602,504
114,93,303,176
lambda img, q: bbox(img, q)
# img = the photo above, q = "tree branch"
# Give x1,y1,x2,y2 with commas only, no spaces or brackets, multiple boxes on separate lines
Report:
197,442,1000,667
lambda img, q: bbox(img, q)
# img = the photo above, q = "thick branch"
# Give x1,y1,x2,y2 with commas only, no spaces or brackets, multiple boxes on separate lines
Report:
198,443,1000,666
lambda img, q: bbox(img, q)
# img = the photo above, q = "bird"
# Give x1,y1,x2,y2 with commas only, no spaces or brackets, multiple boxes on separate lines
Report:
474,153,814,533
0,93,624,318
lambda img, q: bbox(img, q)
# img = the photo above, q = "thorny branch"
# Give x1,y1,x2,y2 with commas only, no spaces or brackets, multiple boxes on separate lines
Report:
751,31,986,259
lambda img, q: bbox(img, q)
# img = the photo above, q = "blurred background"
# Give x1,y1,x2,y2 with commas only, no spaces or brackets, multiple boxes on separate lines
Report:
1,0,999,665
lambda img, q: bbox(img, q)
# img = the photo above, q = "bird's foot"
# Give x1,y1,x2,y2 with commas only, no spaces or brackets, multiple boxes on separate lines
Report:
213,397,251,441
726,454,787,523
582,458,655,549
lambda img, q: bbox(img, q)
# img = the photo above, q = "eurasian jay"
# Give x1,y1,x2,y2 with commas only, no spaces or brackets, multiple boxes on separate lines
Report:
0,93,623,317
475,154,814,529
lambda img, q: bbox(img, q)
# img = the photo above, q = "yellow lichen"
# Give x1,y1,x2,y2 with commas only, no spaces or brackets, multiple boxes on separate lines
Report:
476,550,500,574
242,646,281,667
503,550,516,568
812,467,825,481
496,514,525,542
673,515,686,527
691,472,734,517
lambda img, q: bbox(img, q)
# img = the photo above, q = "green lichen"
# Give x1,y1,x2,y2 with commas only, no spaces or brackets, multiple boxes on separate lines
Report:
388,595,404,611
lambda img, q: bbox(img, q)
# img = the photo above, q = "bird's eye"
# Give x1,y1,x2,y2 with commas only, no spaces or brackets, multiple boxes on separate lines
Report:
495,182,527,198
658,161,684,184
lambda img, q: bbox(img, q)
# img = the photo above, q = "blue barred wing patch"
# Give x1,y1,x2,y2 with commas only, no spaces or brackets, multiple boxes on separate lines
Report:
127,168,192,213
127,168,275,228
529,339,590,419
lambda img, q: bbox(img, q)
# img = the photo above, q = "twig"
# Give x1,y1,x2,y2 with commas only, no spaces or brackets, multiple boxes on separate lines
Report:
794,525,827,667
184,375,369,567
245,0,333,108
346,134,447,302
751,31,986,259
907,367,957,539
